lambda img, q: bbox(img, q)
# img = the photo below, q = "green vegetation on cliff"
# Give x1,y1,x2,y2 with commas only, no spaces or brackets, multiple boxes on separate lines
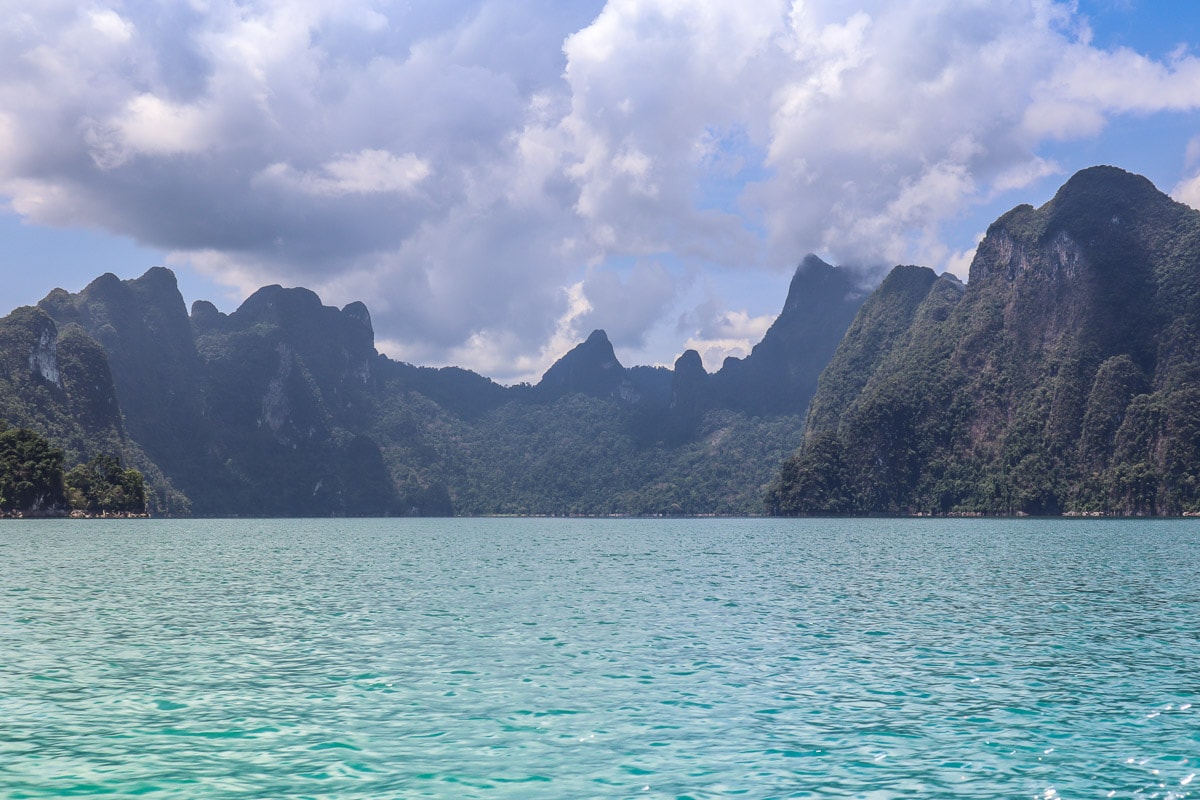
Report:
0,424,146,515
0,426,66,513
772,166,1200,516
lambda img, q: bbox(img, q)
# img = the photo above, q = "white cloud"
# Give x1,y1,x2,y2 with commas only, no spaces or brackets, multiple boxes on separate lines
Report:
1172,172,1200,211
990,157,1063,196
575,260,682,348
89,9,134,43
683,308,775,372
943,234,985,282
1025,44,1200,139
257,150,432,197
2,0,1200,380
1186,135,1200,168
90,94,215,166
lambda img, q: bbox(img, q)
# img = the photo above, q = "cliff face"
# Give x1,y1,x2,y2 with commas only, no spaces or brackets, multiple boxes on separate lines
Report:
188,284,401,516
0,306,126,465
40,269,205,511
704,255,867,417
29,271,403,516
773,166,1200,516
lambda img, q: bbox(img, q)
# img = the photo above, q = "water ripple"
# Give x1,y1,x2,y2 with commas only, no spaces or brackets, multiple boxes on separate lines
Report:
0,517,1196,798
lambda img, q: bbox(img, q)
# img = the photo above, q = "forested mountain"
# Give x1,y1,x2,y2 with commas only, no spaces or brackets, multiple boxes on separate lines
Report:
772,166,1200,516
18,164,1195,518
0,256,864,516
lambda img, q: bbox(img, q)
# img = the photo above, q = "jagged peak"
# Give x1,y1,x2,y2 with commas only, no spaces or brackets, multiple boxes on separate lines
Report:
1044,165,1185,234
871,264,939,298
797,253,835,273
190,300,224,333
234,284,324,320
779,255,861,316
548,329,619,369
82,272,124,297
78,268,185,312
342,301,373,334
673,349,705,374
135,266,179,288
1054,165,1160,201
556,329,619,367
535,327,627,399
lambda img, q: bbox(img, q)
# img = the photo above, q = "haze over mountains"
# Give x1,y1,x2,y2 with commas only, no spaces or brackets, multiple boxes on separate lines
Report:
0,251,864,516
6,165,1200,516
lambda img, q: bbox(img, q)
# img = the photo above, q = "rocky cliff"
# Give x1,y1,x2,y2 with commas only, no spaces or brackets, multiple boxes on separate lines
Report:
772,166,1200,516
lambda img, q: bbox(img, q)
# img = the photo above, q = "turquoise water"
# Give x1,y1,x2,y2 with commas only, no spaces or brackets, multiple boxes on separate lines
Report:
1,518,1197,799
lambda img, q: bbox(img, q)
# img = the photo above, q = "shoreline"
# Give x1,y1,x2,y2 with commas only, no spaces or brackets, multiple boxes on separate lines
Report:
0,510,151,520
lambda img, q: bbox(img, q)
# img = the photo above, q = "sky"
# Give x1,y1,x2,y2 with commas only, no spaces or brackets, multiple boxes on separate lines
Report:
3,1,1200,384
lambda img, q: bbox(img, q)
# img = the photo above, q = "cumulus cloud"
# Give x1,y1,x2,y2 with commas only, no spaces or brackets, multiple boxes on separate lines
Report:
574,260,683,349
682,306,776,372
2,0,1200,381
256,150,432,197
1172,173,1200,211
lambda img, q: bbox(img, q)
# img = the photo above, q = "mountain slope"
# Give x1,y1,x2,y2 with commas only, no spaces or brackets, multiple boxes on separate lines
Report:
691,255,867,417
772,166,1200,516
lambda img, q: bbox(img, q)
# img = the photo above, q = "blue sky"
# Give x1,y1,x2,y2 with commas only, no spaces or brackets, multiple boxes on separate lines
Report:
3,0,1200,382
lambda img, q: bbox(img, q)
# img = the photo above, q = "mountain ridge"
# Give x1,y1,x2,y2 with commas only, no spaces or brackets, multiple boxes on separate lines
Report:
771,165,1200,516
1,254,860,515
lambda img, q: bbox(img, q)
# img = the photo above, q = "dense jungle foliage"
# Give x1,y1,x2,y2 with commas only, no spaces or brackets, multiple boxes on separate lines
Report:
771,166,1200,516
0,425,145,515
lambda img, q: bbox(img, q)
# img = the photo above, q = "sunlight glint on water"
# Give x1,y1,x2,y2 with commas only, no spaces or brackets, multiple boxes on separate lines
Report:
1,517,1197,798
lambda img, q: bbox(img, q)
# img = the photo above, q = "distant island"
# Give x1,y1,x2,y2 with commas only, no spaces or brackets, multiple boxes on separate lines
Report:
4,165,1200,517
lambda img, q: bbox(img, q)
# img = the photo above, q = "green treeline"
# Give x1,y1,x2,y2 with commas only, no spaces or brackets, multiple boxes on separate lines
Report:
0,424,145,516
65,454,147,514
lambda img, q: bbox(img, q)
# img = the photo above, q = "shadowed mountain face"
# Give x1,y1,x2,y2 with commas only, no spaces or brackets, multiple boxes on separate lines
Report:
39,268,206,510
772,166,1200,516
33,275,402,516
1,254,861,516
537,329,633,401
707,255,868,416
532,256,867,419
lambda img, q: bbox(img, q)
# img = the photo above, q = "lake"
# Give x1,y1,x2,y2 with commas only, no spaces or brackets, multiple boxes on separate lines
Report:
1,518,1197,798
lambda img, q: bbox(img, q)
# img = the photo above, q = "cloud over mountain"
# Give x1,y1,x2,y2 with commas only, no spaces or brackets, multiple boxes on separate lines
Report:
2,1,1199,381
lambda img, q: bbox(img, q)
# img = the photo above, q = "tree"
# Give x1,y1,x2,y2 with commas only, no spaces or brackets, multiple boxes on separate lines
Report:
64,454,146,514
0,427,67,513
768,431,851,515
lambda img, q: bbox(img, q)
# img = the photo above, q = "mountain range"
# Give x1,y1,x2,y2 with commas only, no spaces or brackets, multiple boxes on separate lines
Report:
0,252,865,515
7,164,1200,517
